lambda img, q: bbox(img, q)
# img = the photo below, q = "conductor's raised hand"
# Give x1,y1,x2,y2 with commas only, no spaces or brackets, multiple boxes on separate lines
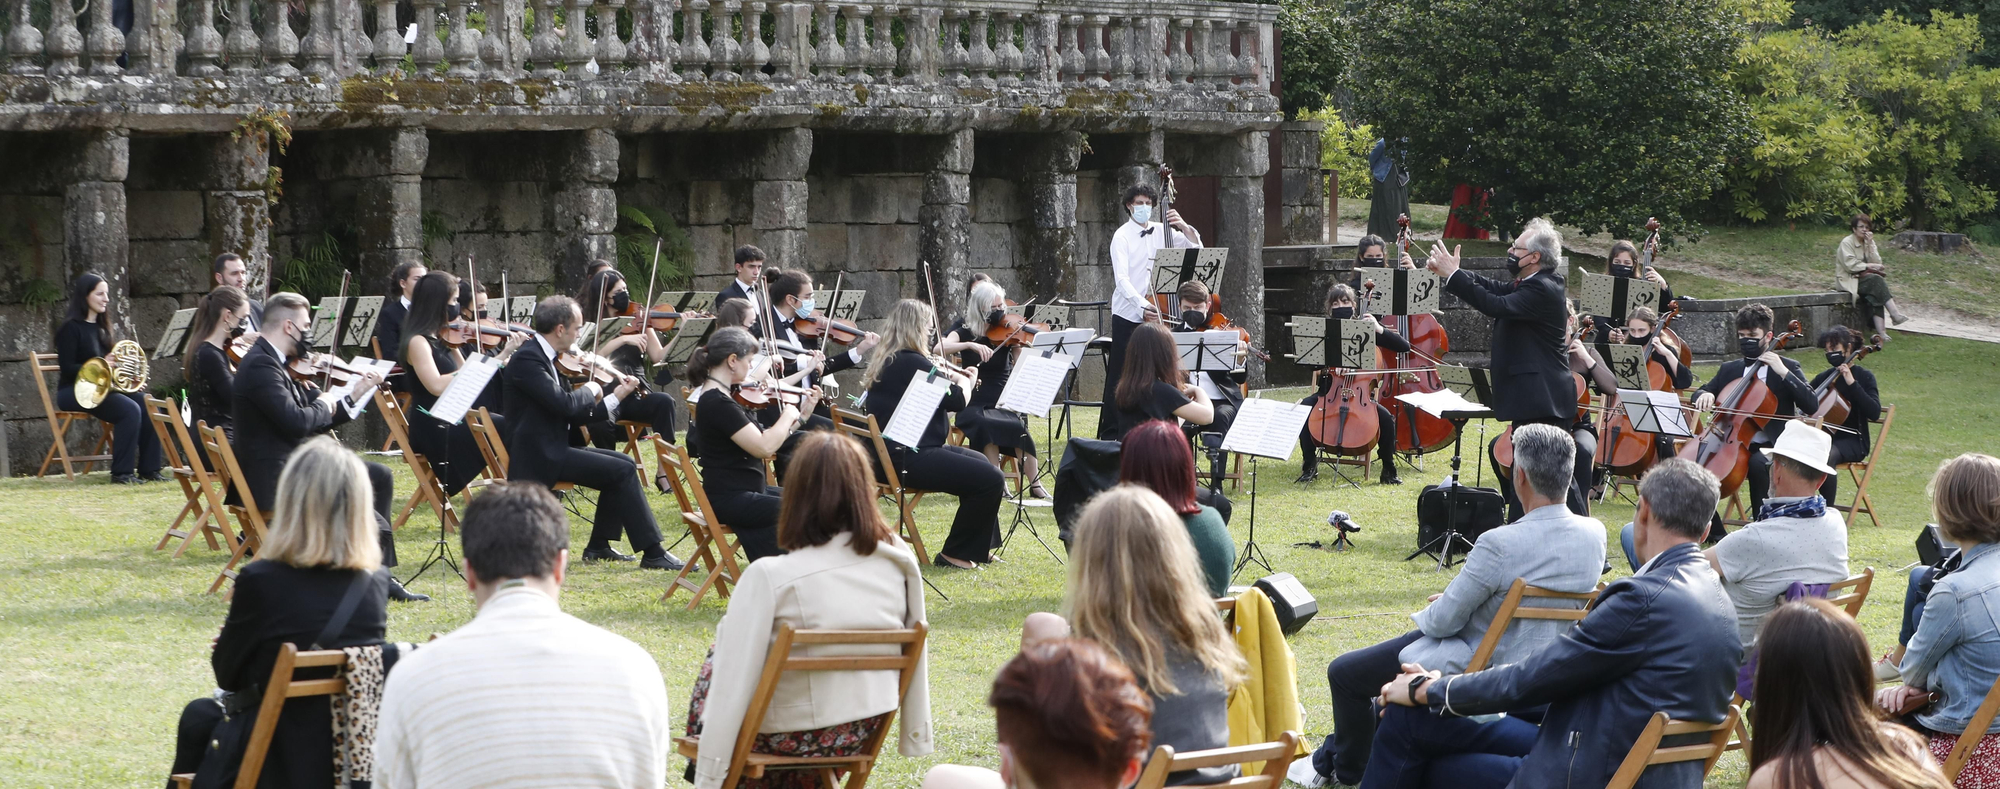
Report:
1426,242,1463,279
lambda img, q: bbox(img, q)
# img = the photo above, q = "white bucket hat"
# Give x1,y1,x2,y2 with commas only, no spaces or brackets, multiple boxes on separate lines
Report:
1761,419,1837,477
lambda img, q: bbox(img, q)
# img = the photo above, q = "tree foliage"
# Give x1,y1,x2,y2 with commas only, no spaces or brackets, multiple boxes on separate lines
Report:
1297,107,1377,199
1276,0,1352,116
1345,0,1753,241
1838,11,2000,230
1791,0,1999,66
1723,24,1879,222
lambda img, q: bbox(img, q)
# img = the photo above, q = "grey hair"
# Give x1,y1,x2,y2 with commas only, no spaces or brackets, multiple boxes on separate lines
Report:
1639,458,1721,539
1512,423,1575,501
964,280,1006,335
1518,218,1563,268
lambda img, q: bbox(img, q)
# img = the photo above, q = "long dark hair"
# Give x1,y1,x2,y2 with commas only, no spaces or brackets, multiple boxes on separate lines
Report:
65,272,113,347
1116,322,1185,410
687,327,758,387
777,432,893,555
576,269,625,323
1751,599,1951,789
400,271,460,361
184,286,248,376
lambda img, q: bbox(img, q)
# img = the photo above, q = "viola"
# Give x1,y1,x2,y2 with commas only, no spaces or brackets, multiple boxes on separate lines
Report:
1596,303,1686,475
1678,320,1806,497
555,347,624,390
1305,368,1383,457
1811,335,1883,428
1374,214,1457,454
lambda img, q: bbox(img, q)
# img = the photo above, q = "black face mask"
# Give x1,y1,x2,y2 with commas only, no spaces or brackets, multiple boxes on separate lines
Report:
987,309,1007,327
447,303,461,318
1739,336,1765,359
1610,264,1635,278
1329,306,1355,320
287,323,309,356
1181,310,1208,328
1505,252,1526,277
476,308,489,320
610,291,630,313
1826,351,1847,367
1625,332,1649,345
228,323,246,340
1360,256,1386,267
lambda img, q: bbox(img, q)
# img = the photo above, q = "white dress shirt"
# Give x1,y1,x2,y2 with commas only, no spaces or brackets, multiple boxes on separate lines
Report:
373,585,672,789
1110,218,1202,324
536,333,619,414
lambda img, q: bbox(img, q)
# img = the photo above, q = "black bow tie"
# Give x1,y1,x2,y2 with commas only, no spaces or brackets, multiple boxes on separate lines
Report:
1139,227,1155,237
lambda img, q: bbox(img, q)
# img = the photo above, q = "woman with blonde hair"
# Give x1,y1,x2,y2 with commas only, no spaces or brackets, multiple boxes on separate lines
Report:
1029,484,1247,785
941,279,1046,498
863,298,1004,569
169,436,391,788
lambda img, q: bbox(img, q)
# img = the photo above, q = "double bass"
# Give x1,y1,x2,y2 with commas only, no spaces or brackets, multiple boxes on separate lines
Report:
1375,214,1456,454
1678,320,1807,497
1594,302,1686,475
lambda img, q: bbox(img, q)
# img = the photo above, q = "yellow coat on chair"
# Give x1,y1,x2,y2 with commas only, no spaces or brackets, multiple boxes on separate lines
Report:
1225,586,1308,773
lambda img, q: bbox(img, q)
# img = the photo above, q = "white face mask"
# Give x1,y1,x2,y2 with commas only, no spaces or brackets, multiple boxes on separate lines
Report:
1130,204,1153,226
795,297,816,318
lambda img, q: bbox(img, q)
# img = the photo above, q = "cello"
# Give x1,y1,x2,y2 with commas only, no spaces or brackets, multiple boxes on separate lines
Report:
1594,302,1686,475
1678,320,1806,497
1492,316,1595,474
1305,365,1382,461
1810,334,1883,428
1374,214,1456,454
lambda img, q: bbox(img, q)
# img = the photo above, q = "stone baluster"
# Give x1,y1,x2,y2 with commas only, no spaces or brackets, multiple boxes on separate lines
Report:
938,8,964,86
1211,18,1234,90
768,1,805,82
1104,16,1129,88
6,0,42,75
1081,14,1108,88
263,0,300,76
121,0,155,75
1142,16,1166,88
838,4,864,83
707,0,740,80
43,0,82,76
965,9,992,88
298,0,337,76
1167,17,1191,90
1234,19,1258,91
184,0,224,76
740,1,769,81
992,11,1020,87
1057,15,1081,85
594,0,627,73
678,0,709,79
225,0,259,73
85,0,123,74
1197,18,1223,90
628,0,674,79
528,0,560,71
867,3,892,82
562,0,592,74
1028,12,1057,86
370,0,402,74
439,0,478,75
811,1,840,81
894,5,934,86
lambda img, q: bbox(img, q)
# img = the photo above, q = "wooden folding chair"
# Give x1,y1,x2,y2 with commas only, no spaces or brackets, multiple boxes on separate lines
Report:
1943,670,2000,781
655,437,742,610
1605,707,1741,789
31,351,112,479
619,419,651,480
1464,578,1604,673
144,397,232,557
1132,731,1302,789
1827,567,1875,618
198,422,271,596
168,643,352,789
1833,404,1894,528
466,407,508,479
374,388,459,535
834,406,932,564
673,624,928,789
949,424,1025,498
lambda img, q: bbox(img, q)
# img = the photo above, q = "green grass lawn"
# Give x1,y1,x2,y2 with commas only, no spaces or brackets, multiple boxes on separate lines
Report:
1,331,1994,787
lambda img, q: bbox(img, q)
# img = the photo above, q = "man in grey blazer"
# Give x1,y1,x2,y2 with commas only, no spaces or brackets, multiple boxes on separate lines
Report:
1294,424,1606,788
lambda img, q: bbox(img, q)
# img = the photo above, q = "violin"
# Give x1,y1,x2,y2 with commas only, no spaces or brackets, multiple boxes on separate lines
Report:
224,331,256,366
1679,320,1807,497
985,301,1051,349
619,304,710,335
1811,335,1883,428
1596,303,1686,476
797,312,866,345
441,319,531,351
555,347,625,390
286,352,372,387
731,380,817,410
1373,218,1457,454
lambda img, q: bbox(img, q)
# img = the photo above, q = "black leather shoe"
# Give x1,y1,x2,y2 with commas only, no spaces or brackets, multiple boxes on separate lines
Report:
387,578,430,603
582,546,637,562
639,552,685,571
1379,472,1403,486
111,473,139,485
141,470,169,483
1295,468,1319,484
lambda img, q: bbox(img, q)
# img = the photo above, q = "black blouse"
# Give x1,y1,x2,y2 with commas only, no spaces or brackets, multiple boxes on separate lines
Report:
55,318,108,388
188,341,235,433
946,319,1011,408
695,387,766,493
864,349,969,450
1110,380,1190,441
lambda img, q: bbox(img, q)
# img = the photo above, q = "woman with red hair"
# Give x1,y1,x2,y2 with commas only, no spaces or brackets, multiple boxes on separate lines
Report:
1120,419,1234,597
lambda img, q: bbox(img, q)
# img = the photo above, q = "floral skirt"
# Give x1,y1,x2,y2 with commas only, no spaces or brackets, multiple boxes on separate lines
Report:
1930,731,2000,788
686,647,890,789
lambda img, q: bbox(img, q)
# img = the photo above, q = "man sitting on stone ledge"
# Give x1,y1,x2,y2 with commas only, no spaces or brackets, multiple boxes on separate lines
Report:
1835,213,1908,341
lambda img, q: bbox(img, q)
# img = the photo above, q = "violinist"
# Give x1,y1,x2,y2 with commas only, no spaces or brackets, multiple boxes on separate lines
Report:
1296,285,1406,486
401,272,525,495
1561,303,1620,505
1106,321,1214,444
574,267,682,446
1809,326,1881,503
371,261,427,391
1170,280,1247,439
210,253,262,336
941,279,1047,499
765,266,881,415
714,297,756,332
1692,304,1817,514
863,299,1004,570
686,327,820,561
185,285,250,447
1609,306,1692,462
1103,184,1202,438
501,296,680,570
55,273,164,484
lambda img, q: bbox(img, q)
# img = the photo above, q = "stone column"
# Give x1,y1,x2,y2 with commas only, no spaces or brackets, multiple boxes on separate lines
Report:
920,129,973,320
750,128,811,269
553,128,620,287
353,127,429,286
204,131,273,296
65,128,134,342
1112,130,1163,227
1212,130,1270,383
1020,131,1084,300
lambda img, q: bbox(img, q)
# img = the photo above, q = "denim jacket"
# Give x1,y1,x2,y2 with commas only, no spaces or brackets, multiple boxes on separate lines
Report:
1400,504,1607,674
1903,541,2000,735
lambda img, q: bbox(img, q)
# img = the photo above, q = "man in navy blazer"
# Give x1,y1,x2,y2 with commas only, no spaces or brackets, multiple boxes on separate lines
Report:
1369,458,1741,789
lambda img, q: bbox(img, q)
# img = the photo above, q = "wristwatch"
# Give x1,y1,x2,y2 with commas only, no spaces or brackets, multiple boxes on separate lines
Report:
1408,673,1433,701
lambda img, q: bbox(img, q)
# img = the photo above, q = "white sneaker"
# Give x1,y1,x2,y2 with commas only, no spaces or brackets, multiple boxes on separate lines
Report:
1287,755,1329,788
1875,654,1903,683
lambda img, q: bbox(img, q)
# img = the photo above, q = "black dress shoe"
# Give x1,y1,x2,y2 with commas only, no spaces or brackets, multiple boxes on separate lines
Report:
932,554,977,570
582,546,638,562
1295,468,1319,484
141,470,169,483
1379,472,1403,486
639,552,685,571
111,473,140,485
387,578,431,603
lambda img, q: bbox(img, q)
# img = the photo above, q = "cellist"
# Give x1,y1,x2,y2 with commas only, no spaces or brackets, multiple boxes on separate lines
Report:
1296,284,1408,486
1609,306,1692,463
1691,303,1817,514
1809,325,1881,503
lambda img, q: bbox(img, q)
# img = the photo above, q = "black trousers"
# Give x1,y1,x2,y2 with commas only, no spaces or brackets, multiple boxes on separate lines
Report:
559,446,664,551
171,697,225,784
1311,629,1425,785
1488,417,1589,520
365,459,398,568
1100,316,1141,439
708,485,785,562
408,413,499,496
57,388,162,477
586,389,679,450
1298,395,1399,477
893,444,1004,562
1821,435,1868,502
1746,440,1776,514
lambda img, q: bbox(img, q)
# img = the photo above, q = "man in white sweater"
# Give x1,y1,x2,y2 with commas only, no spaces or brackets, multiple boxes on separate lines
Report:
374,483,671,789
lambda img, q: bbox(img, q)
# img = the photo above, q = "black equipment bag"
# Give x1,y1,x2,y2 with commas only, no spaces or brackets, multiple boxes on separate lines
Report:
1054,437,1123,547
1415,483,1506,549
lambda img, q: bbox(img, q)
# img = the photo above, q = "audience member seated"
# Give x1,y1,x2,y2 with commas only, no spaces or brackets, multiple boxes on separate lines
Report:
1294,423,1606,788
373,482,672,789
1366,458,1741,789
1024,485,1246,786
684,431,933,788
169,438,391,788
1704,420,1850,651
1749,599,1951,789
1874,453,2000,780
1119,419,1234,597
919,639,1155,789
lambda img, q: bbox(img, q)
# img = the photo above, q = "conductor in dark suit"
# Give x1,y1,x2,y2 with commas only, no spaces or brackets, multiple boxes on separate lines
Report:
1427,218,1588,516
503,296,680,570
231,292,426,602
717,245,767,336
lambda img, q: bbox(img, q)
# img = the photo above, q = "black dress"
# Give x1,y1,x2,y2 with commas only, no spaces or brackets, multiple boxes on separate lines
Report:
54,317,162,477
946,319,1036,458
402,335,493,495
693,387,784,561
188,341,235,441
866,349,1005,563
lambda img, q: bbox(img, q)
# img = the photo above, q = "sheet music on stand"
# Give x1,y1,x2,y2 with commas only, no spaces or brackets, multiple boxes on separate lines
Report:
1359,268,1442,316
659,317,715,366
342,296,385,348
309,297,347,350
1592,342,1648,390
1147,247,1230,298
1436,364,1495,407
324,357,397,419
652,291,718,315
1029,328,1095,370
995,354,1069,418
822,290,865,323
1394,389,1489,419
1287,315,1327,367
1329,318,1378,369
1221,397,1313,460
881,370,951,448
577,316,632,347
1174,330,1242,373
1579,271,1663,323
152,308,196,360
422,355,499,426
1618,389,1694,437
506,296,537,325
1004,303,1073,332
